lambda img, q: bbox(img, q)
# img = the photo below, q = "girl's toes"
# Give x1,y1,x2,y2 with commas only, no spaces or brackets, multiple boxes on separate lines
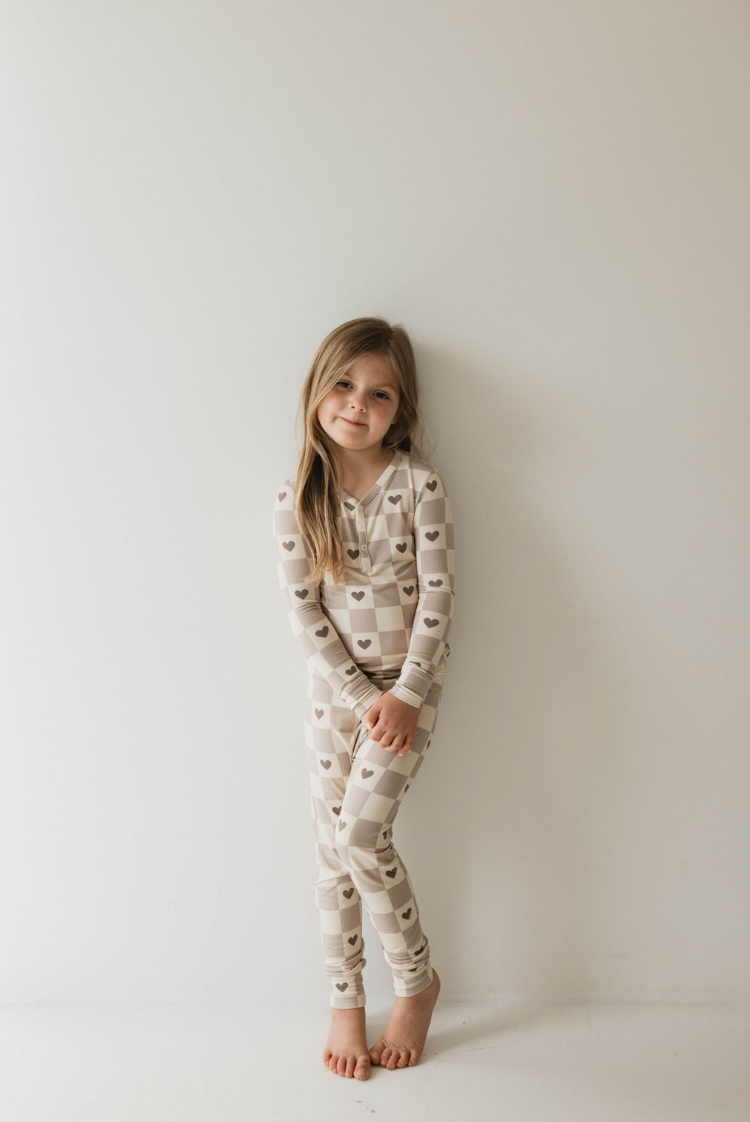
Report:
354,1055,371,1080
370,1044,383,1064
397,1048,409,1067
369,1037,384,1064
345,1056,356,1077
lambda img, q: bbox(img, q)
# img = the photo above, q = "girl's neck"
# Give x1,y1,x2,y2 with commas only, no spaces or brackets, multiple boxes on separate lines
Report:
335,445,394,480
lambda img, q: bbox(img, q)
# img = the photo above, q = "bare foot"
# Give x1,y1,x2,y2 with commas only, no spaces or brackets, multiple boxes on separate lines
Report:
323,1007,371,1079
369,968,441,1069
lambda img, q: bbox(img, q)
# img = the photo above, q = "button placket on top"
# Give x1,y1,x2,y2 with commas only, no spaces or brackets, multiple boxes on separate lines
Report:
355,502,371,575
344,450,401,576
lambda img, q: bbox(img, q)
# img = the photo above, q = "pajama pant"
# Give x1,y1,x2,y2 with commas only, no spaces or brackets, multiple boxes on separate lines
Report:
304,664,447,1009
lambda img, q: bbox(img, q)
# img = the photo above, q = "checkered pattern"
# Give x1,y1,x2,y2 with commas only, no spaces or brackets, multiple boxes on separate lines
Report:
272,449,455,718
306,665,446,1008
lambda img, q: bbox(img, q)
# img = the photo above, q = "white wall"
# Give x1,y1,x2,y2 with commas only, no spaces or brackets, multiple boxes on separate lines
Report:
1,0,748,1004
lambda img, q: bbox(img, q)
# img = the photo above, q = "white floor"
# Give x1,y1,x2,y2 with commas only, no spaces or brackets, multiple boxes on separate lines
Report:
1,1000,748,1121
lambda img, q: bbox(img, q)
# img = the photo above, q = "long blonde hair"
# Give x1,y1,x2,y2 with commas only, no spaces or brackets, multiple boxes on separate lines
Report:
292,316,429,585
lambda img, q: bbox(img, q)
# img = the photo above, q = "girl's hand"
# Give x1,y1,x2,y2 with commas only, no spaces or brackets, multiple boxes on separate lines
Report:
363,692,420,755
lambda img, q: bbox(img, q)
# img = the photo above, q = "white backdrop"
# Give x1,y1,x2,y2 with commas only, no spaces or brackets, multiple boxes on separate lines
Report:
1,0,748,1005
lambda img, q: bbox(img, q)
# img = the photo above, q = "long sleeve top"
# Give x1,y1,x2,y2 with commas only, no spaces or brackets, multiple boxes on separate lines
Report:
272,448,455,722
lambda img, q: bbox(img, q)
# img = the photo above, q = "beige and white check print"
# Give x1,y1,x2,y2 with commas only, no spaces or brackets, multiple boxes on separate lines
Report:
272,447,455,1008
272,449,455,718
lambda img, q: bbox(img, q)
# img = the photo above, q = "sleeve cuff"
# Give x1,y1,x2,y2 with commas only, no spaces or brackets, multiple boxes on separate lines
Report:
388,682,425,709
351,684,384,722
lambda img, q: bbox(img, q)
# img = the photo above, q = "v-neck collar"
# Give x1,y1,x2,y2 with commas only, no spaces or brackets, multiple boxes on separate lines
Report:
340,449,402,506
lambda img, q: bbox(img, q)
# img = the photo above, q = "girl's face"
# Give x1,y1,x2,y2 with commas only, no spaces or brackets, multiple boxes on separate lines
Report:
316,353,401,454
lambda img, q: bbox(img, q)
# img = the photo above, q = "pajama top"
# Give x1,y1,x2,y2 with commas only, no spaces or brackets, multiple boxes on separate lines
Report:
272,448,455,722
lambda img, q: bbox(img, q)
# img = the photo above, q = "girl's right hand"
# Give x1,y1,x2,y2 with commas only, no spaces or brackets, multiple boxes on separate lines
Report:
362,692,419,755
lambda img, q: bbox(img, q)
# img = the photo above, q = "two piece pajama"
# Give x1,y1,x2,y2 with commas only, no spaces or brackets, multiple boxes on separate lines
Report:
272,448,455,1008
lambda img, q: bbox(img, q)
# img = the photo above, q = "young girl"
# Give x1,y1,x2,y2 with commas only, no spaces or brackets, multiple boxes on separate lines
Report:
272,317,455,1080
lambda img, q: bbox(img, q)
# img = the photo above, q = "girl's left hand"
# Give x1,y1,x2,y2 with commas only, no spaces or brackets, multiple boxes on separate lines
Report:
364,692,421,755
